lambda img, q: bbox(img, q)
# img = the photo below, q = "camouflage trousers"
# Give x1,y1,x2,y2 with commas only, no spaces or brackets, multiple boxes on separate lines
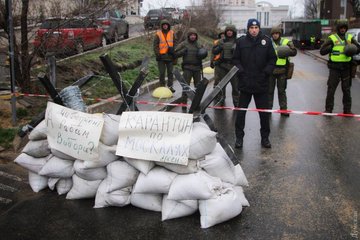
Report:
269,73,288,110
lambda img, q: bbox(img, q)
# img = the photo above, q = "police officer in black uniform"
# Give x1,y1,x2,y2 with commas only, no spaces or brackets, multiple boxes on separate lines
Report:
232,18,277,149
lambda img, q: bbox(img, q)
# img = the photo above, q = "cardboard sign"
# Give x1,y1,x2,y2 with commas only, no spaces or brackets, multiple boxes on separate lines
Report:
45,102,104,161
116,111,193,165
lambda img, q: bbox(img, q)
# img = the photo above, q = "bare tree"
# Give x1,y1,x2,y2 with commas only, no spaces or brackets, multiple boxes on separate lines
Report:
304,0,318,19
350,0,360,17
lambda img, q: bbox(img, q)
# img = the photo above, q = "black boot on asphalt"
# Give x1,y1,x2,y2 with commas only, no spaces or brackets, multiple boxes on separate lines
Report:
261,138,271,148
343,110,353,114
235,138,243,149
281,113,290,117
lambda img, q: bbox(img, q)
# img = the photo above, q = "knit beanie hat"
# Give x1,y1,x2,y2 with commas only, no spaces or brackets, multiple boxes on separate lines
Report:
247,18,260,29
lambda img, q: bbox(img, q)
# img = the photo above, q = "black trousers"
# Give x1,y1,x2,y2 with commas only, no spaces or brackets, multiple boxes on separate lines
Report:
325,68,352,112
235,91,270,139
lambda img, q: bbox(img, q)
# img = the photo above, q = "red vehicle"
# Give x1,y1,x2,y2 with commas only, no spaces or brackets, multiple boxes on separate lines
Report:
33,18,105,57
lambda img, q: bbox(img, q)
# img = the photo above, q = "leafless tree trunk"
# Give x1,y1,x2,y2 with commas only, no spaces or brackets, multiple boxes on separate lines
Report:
304,0,318,19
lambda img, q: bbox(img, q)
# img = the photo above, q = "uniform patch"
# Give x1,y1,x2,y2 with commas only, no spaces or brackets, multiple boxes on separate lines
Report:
261,39,266,45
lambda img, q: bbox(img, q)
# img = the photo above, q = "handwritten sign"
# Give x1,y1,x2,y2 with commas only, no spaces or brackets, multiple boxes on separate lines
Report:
45,102,104,161
116,111,193,165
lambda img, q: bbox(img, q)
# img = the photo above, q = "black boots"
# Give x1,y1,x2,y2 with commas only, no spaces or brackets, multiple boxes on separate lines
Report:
261,138,272,148
235,138,243,149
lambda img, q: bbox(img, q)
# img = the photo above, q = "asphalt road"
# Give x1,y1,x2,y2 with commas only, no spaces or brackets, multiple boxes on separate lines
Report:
0,50,359,239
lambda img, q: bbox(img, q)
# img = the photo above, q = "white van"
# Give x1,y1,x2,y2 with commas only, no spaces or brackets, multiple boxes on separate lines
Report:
347,28,360,62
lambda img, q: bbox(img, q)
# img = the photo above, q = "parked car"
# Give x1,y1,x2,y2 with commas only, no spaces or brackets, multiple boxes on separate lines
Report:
95,9,129,44
347,28,360,63
161,7,181,23
144,9,173,30
33,17,105,57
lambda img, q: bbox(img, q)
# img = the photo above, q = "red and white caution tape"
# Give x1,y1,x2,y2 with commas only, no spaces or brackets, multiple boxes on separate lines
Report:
10,93,360,118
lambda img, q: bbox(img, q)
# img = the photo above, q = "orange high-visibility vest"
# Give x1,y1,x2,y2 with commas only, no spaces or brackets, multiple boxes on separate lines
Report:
213,39,221,61
156,30,174,55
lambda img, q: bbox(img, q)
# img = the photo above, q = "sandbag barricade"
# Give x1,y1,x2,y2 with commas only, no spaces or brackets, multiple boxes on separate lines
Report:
14,112,249,228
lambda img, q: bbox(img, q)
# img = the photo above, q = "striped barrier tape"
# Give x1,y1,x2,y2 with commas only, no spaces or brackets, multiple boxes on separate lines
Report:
5,92,360,118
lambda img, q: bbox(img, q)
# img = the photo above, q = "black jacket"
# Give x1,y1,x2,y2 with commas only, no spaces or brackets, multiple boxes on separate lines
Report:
232,32,276,93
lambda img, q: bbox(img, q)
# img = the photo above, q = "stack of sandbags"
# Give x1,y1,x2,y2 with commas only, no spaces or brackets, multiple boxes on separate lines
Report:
14,114,250,229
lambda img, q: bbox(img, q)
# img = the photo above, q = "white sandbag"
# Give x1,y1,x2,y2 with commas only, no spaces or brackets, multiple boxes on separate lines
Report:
234,186,250,207
133,167,177,194
22,139,51,158
82,143,119,168
39,155,74,178
28,171,48,192
101,114,121,146
234,164,249,187
189,122,217,160
199,187,243,228
66,174,102,199
167,170,223,201
161,194,198,221
74,160,107,181
14,153,49,173
51,148,76,161
105,160,139,192
130,192,162,212
56,178,73,195
94,180,131,208
201,143,236,184
155,159,200,174
124,157,155,175
28,120,47,141
48,178,60,190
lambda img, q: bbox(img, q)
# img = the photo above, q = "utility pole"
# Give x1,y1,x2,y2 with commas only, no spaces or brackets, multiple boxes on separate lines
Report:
6,0,17,125
344,0,347,19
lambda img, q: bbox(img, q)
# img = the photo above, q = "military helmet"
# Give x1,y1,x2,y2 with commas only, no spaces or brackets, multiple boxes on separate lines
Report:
197,48,208,60
277,46,291,58
270,26,282,35
336,19,348,31
344,44,357,56
225,24,237,35
187,28,198,37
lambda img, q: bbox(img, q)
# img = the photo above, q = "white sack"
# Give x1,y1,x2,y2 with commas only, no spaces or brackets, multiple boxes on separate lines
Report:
39,155,74,178
189,122,217,160
105,160,139,192
234,164,249,187
201,143,236,184
124,157,155,175
234,186,250,207
161,194,198,221
14,153,49,173
22,139,51,158
167,170,223,200
48,178,60,190
28,120,47,141
94,180,131,208
51,148,76,161
56,178,73,195
66,174,102,199
133,167,177,194
82,143,119,168
29,171,48,192
155,159,200,174
199,188,243,228
74,160,107,181
101,114,121,146
130,193,162,212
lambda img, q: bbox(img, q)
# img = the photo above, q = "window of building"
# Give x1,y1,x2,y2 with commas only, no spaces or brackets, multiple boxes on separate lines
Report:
264,12,269,26
257,12,262,24
340,0,345,7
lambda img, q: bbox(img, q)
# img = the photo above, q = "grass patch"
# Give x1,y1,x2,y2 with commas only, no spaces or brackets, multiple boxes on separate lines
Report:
0,127,17,149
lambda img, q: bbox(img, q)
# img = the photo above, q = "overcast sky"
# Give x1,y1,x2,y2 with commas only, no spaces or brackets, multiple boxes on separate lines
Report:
140,0,304,17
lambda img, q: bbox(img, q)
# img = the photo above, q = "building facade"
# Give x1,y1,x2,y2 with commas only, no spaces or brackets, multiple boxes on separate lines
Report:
217,1,289,31
319,0,353,19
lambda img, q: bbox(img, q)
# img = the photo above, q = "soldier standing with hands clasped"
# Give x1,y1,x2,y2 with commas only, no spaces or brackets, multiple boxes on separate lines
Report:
320,19,360,114
232,19,276,149
269,26,297,117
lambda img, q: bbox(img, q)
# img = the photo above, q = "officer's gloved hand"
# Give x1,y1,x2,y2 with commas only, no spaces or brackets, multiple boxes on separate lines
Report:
210,62,215,68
